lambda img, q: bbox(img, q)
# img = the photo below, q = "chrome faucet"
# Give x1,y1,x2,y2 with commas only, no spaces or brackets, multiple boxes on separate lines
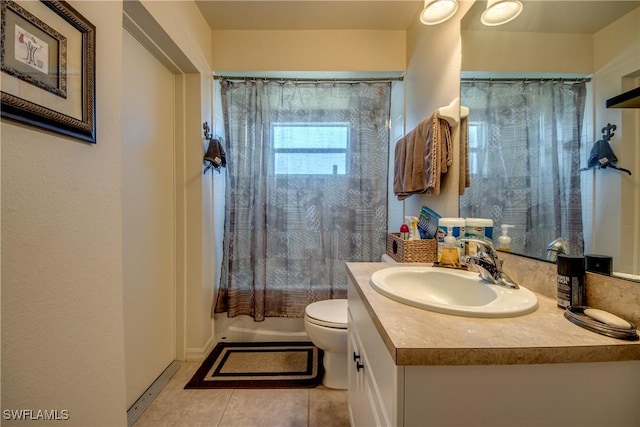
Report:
546,238,569,263
459,238,520,289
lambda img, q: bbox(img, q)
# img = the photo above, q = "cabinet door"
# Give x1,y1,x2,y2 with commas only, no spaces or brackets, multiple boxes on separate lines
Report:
361,351,386,427
347,317,362,425
348,279,404,426
348,310,378,427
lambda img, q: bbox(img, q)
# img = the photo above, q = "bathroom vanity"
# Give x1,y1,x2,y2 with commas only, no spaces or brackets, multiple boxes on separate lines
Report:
346,262,640,427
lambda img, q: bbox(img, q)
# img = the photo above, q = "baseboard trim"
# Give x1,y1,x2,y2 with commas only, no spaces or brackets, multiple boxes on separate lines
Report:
127,360,183,427
185,334,215,361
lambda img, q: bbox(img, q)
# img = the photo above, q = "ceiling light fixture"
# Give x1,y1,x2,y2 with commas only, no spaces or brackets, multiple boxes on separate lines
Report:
419,0,459,25
481,0,523,26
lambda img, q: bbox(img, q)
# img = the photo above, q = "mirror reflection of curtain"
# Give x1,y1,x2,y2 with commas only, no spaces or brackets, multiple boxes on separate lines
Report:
215,79,391,321
460,80,586,259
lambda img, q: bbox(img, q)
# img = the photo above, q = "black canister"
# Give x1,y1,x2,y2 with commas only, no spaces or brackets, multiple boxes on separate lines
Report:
557,254,585,308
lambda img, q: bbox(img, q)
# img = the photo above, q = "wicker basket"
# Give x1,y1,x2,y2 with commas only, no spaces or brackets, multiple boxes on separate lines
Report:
386,233,437,263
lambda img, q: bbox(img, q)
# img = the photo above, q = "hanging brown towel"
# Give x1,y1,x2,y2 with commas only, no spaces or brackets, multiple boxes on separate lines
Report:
204,137,226,172
394,113,452,200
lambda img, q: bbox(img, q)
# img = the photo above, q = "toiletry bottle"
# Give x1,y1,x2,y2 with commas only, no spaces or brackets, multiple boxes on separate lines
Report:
438,226,461,268
400,223,410,240
497,224,514,252
437,217,465,261
465,218,493,256
409,217,419,240
557,254,585,308
465,218,494,242
404,216,413,240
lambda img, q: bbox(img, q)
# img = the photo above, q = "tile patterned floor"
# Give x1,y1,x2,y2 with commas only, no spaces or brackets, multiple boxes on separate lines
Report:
133,362,350,427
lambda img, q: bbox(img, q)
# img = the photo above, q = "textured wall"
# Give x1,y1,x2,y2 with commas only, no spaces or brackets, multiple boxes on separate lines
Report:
1,1,128,425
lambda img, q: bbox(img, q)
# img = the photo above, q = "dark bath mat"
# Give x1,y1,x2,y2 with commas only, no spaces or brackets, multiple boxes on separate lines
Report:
184,341,324,389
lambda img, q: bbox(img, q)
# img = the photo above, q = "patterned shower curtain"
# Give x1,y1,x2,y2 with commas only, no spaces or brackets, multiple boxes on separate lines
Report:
215,79,391,321
460,80,586,259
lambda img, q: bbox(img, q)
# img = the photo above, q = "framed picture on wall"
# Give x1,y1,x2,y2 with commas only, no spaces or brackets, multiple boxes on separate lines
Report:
1,0,96,143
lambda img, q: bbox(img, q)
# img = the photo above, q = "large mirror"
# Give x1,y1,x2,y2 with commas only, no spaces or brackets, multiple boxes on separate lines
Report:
460,1,640,282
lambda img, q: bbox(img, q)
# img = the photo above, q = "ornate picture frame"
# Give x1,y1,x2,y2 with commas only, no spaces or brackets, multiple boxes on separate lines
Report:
1,0,96,143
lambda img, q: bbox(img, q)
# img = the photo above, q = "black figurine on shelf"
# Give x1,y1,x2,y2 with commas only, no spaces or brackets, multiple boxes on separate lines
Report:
581,123,632,175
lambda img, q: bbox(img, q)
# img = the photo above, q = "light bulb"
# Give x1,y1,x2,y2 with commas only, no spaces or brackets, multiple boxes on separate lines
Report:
420,0,459,25
481,0,523,26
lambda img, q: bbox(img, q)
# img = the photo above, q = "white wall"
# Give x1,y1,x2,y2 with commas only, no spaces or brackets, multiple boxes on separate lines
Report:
462,30,593,74
212,80,226,316
1,0,215,423
184,73,216,359
212,29,405,71
388,81,406,232
401,3,471,220
1,1,128,425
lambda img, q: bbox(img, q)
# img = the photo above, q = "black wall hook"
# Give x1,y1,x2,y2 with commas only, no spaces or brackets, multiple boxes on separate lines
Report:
601,123,616,141
203,121,212,140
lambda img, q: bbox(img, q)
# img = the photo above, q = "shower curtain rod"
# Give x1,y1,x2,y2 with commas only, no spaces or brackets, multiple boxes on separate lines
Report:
213,75,404,83
461,77,591,83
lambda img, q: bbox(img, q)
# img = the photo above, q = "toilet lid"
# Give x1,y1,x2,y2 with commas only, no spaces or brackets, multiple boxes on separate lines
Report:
305,299,348,328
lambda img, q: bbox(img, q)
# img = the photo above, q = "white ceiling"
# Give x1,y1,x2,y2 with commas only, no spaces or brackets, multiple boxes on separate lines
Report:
195,0,640,34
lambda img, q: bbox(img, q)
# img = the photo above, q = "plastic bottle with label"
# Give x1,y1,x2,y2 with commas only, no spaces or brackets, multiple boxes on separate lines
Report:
438,226,462,268
437,218,465,263
465,218,493,256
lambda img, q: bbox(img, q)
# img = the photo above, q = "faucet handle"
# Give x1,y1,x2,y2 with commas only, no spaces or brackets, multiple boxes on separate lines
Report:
459,238,497,260
461,255,498,283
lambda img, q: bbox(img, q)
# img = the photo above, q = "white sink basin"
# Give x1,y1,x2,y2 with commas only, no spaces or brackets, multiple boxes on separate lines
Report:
369,266,538,318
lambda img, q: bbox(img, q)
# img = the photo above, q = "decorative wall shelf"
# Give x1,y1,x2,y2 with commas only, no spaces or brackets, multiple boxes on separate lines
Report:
606,87,640,108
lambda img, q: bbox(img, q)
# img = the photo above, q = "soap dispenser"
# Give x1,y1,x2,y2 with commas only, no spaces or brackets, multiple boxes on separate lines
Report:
497,225,514,252
439,226,461,268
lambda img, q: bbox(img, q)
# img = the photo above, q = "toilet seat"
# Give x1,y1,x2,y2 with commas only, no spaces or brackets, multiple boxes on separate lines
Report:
305,299,348,329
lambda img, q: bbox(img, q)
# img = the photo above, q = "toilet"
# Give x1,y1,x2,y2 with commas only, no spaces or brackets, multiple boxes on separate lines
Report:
304,255,393,389
304,299,348,389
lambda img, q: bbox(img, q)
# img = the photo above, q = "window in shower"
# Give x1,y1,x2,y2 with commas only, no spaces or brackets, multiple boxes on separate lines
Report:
272,123,349,175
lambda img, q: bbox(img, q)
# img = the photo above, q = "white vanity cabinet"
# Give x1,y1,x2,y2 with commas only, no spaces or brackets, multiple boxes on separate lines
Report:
346,272,640,427
347,278,403,427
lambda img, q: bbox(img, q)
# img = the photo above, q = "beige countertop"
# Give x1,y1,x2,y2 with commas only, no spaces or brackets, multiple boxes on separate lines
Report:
346,262,640,366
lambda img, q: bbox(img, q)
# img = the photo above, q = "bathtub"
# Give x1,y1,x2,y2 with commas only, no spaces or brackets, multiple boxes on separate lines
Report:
214,314,308,343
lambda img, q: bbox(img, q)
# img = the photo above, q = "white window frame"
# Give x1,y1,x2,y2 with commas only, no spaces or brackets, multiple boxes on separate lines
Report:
271,122,350,176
